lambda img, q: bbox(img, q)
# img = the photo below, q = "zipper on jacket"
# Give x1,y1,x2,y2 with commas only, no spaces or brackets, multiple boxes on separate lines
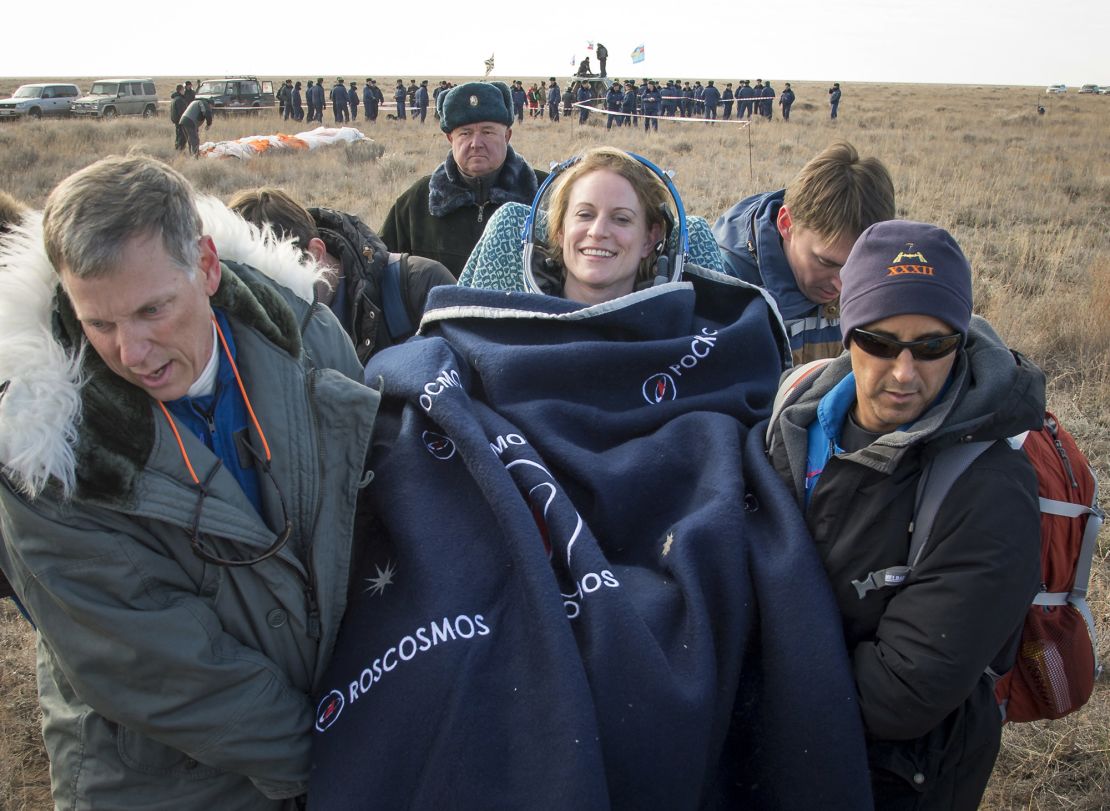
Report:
477,201,489,223
302,369,326,640
1045,416,1079,489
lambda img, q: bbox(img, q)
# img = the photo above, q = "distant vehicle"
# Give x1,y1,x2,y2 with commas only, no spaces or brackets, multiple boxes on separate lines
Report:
195,77,275,113
71,79,159,118
1078,84,1099,94
1045,84,1067,94
0,83,81,120
1101,87,1110,95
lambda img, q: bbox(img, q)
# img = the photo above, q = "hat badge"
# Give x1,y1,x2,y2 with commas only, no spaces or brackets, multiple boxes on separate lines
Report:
469,95,479,107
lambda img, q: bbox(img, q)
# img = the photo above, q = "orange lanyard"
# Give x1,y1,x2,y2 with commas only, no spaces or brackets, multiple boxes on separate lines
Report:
157,315,272,484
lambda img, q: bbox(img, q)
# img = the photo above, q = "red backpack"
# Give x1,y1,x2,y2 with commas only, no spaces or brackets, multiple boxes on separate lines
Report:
902,413,1103,722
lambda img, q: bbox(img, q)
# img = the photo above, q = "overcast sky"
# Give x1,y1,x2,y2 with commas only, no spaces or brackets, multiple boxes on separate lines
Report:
3,0,1106,87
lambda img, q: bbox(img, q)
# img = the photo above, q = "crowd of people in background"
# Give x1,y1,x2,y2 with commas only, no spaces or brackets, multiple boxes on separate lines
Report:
208,76,847,131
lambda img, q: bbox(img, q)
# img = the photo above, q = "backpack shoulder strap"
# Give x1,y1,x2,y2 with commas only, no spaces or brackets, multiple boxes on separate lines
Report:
765,358,833,448
850,440,995,599
380,252,415,342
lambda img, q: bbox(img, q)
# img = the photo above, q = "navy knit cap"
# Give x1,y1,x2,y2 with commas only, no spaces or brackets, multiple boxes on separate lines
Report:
438,81,513,133
839,220,973,348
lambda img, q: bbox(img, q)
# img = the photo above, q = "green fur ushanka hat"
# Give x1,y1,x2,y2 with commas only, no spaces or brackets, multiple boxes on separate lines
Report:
437,81,514,133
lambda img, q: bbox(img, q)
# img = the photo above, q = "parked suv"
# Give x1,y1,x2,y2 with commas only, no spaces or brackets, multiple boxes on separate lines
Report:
1045,84,1067,94
0,83,81,120
1078,84,1100,94
71,79,159,119
195,77,275,113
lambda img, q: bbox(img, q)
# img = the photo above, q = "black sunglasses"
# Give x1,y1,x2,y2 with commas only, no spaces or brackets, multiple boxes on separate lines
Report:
188,456,292,568
851,328,962,361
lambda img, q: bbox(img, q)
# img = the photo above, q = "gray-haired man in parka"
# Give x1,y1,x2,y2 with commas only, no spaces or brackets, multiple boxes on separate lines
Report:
0,155,378,809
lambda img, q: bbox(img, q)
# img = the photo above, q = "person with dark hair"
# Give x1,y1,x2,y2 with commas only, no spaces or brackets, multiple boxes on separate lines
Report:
379,81,547,277
330,78,349,124
596,42,608,77
414,80,429,123
641,80,661,131
761,79,775,119
278,79,292,119
605,80,624,129
779,82,795,120
766,220,1044,810
510,80,526,122
830,82,842,118
179,97,213,156
547,77,561,122
170,84,188,151
722,82,734,119
0,154,377,810
367,79,384,121
347,80,359,121
393,79,407,120
291,81,304,121
737,79,754,119
228,187,454,362
713,141,896,363
702,79,721,121
0,190,26,233
312,78,326,122
621,79,638,125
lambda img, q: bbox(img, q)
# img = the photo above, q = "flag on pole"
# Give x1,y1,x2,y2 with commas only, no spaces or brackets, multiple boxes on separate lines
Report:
631,44,645,64
571,54,576,66
484,54,495,76
586,41,594,51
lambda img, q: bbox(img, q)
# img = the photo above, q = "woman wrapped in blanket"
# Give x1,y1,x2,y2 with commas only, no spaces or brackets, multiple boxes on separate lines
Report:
457,146,729,298
310,148,876,810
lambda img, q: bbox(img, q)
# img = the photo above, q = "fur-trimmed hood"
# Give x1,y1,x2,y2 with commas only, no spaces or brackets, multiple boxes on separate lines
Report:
0,196,326,500
427,145,541,218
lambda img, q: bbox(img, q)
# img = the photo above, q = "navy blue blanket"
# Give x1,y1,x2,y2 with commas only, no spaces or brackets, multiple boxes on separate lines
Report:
310,269,871,809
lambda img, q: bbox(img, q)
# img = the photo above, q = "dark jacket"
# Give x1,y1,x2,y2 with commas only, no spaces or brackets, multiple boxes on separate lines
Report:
766,318,1044,810
712,189,842,363
379,145,547,278
170,91,188,124
309,207,455,363
330,83,348,108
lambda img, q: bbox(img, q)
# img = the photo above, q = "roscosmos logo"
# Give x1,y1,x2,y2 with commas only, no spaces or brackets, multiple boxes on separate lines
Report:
642,373,677,404
315,689,345,732
642,328,719,404
422,430,456,460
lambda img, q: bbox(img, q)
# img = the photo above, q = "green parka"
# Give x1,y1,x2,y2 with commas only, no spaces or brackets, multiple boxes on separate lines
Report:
0,201,379,809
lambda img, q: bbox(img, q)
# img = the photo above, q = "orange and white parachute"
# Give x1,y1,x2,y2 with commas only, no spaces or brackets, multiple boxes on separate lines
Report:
199,125,371,160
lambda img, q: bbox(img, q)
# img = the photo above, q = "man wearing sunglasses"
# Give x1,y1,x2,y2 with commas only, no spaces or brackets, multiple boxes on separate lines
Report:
765,220,1045,810
0,156,378,809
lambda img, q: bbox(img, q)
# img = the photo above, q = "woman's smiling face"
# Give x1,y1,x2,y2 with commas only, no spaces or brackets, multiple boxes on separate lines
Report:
559,169,662,306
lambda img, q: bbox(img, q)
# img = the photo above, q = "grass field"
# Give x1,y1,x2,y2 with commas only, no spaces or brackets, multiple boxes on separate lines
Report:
0,75,1108,809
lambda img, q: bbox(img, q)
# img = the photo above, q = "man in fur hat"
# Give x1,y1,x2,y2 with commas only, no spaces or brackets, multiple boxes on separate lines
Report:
379,81,547,278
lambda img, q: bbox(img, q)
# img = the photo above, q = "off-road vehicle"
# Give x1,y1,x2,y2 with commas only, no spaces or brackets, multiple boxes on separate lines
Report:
0,83,81,120
195,77,276,113
71,79,159,118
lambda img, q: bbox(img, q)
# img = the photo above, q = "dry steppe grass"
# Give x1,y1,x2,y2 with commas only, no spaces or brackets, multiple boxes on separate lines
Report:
0,76,1108,810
